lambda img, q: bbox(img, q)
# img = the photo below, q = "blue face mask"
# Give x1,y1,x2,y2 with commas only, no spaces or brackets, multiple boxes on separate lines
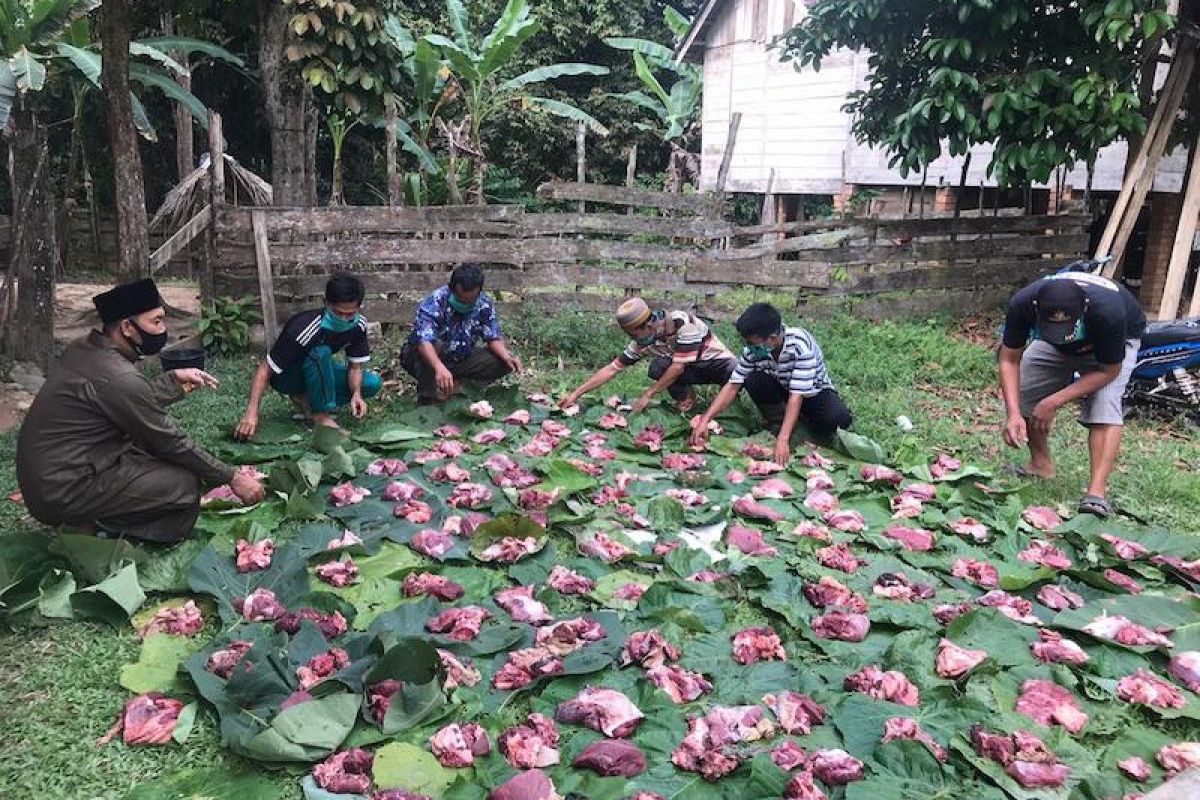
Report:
744,343,773,361
322,308,360,333
448,294,476,315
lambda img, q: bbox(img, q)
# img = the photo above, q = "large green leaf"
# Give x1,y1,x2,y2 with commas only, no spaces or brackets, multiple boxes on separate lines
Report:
134,36,244,66
0,62,17,145
535,458,597,497
373,742,456,798
10,46,47,91
241,692,361,762
478,0,537,77
69,561,146,624
469,514,548,562
121,633,200,694
522,96,610,136
122,768,279,800
187,542,312,624
496,62,609,93
604,37,676,65
36,568,76,619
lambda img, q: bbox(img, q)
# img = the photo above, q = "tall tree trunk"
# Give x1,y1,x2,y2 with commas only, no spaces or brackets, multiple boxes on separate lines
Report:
162,10,194,183
258,0,317,206
102,0,150,280
5,98,58,372
385,95,401,206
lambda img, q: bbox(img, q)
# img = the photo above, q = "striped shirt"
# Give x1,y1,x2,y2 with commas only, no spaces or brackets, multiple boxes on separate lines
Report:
267,308,370,375
615,310,734,368
729,326,832,397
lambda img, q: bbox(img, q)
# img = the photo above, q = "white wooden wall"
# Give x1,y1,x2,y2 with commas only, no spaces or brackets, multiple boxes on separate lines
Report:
698,0,1188,194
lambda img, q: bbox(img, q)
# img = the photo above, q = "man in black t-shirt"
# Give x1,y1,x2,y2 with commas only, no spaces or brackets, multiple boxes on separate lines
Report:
235,274,382,439
998,272,1146,517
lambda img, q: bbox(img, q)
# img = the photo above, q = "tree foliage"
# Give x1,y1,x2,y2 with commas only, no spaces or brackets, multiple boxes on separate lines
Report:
777,0,1177,186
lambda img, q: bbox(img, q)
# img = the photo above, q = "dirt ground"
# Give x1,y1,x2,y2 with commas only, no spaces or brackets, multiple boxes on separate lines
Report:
0,282,201,434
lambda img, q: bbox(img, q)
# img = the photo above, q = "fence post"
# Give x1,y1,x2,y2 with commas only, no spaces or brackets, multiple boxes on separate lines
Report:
576,122,587,215
201,111,224,305
625,144,638,216
386,95,402,207
251,209,278,351
715,112,741,194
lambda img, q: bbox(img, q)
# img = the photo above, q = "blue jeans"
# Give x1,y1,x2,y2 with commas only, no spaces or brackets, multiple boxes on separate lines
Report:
270,345,381,413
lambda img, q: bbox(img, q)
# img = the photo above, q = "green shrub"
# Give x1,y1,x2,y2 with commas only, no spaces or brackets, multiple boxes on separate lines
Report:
198,296,260,358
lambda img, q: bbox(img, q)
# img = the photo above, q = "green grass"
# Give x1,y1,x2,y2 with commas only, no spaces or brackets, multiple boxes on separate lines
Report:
1,309,1198,799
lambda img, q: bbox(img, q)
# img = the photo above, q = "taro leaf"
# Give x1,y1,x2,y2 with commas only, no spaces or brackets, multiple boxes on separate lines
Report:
835,429,887,463
436,564,511,601
37,568,76,619
367,639,448,734
468,514,548,562
369,596,440,641
212,440,304,464
322,448,356,481
590,569,654,610
287,488,327,521
138,539,208,593
172,702,197,744
1052,594,1200,652
1099,725,1174,785
645,494,686,533
270,458,325,496
121,767,280,800
748,573,810,630
711,660,796,705
637,583,726,635
372,742,456,798
354,423,432,446
845,740,955,800
241,691,361,762
949,728,1085,800
534,458,597,497
835,688,990,764
299,775,367,800
48,532,146,585
187,542,312,624
120,633,200,694
312,541,425,630
194,501,287,539
944,609,1039,668
883,630,953,693
544,771,628,800
0,530,59,623
70,561,146,623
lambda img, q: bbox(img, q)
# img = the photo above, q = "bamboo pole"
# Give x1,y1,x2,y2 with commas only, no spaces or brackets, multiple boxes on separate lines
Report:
1158,126,1200,319
715,112,742,193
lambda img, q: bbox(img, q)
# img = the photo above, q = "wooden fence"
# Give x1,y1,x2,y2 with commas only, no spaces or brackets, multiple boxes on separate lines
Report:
212,181,1091,327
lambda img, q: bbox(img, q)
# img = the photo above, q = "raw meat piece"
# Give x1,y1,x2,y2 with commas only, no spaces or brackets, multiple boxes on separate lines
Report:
536,617,607,656
430,722,490,768
671,708,763,780
573,740,647,777
435,424,462,438
890,494,924,518
803,490,839,513
634,425,665,451
810,749,865,785
518,488,560,510
330,482,371,507
1168,651,1200,692
1157,743,1200,775
1100,533,1149,560
1007,760,1072,789
326,529,363,550
843,665,920,706
437,649,482,690
1019,540,1073,570
805,470,834,492
504,409,532,425
622,629,681,668
556,686,644,738
783,771,828,800
970,727,1015,764
935,639,988,678
977,590,1039,624
792,520,833,542
488,770,561,800
235,538,274,572
615,471,654,490
1031,630,1090,665
238,587,286,622
1150,555,1200,582
411,529,456,558
663,452,706,470
495,586,552,625
394,499,434,524
603,394,622,408
520,433,559,458
727,524,779,557
592,485,627,506
315,558,359,587
367,458,408,476
1022,506,1062,531
883,524,935,551
742,442,773,459
803,450,836,469
598,412,628,429
367,680,401,723
860,464,903,485
704,705,774,743
138,600,204,639
752,477,796,500
689,570,727,583
816,543,866,573
748,459,785,476
654,540,682,556
1104,569,1143,594
431,463,471,484
402,572,465,601
493,647,564,690
811,611,870,642
311,748,374,795
733,494,785,522
579,533,635,563
763,692,825,735
932,603,973,626
771,741,810,771
952,558,998,588
498,714,561,769
546,565,595,595
929,453,962,478
493,464,541,488
646,664,713,703
882,717,947,761
1037,584,1084,611
1116,670,1187,708
970,728,1071,789
1082,615,1174,648
872,572,934,602
469,400,493,418
1015,679,1089,734
276,608,348,638
485,453,518,472
478,536,541,563
296,648,351,689
804,576,868,612
666,487,708,507
725,469,747,484
200,485,239,507
613,500,649,526
1118,756,1151,782
383,481,425,502
426,606,492,641
898,482,937,501
541,419,571,437
98,692,185,746
731,626,787,664
950,517,990,542
448,482,492,509
824,509,866,532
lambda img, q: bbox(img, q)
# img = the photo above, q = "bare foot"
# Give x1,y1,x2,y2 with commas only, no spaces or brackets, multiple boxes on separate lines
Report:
312,414,341,429
1020,460,1056,479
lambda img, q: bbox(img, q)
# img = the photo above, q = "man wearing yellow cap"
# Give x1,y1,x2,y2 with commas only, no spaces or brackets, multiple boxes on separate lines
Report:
559,298,736,413
16,278,264,542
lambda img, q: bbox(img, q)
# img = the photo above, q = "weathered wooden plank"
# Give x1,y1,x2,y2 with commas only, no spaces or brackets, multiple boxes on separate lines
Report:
218,204,526,235
686,259,832,289
536,181,725,215
520,213,732,239
252,210,278,350
833,259,1058,295
149,204,211,274
872,213,1090,238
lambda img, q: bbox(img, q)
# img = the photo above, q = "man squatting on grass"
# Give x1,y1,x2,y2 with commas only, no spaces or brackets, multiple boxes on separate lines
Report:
236,273,382,440
690,302,853,465
999,271,1145,518
400,263,523,404
558,297,737,414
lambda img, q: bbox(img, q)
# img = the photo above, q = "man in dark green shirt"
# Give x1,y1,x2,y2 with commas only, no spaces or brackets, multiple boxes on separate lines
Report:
16,278,264,542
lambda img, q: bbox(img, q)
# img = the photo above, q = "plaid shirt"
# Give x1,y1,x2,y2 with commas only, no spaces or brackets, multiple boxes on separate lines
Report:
407,285,502,361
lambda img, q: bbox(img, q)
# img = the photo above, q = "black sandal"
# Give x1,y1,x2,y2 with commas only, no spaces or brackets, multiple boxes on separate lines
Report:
1078,494,1113,518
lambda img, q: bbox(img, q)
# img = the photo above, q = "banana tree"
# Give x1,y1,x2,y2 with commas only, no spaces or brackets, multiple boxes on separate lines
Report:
424,0,610,203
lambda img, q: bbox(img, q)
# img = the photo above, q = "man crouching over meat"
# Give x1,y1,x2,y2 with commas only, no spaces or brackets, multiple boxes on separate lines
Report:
17,278,264,542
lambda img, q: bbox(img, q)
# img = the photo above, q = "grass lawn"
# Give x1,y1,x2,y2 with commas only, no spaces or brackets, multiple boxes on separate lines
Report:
1,309,1197,799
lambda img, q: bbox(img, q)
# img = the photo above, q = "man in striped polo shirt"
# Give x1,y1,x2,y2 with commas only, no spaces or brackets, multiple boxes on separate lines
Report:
559,298,737,414
690,302,852,464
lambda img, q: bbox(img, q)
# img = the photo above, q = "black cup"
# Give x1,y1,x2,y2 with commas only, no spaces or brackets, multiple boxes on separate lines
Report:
160,347,206,371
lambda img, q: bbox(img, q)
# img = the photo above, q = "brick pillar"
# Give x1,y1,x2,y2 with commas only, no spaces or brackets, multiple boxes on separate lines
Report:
1139,193,1184,310
832,183,857,214
934,186,958,214
1048,184,1074,214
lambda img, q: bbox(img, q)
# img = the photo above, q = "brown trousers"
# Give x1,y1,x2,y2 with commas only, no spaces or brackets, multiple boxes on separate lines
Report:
401,343,512,403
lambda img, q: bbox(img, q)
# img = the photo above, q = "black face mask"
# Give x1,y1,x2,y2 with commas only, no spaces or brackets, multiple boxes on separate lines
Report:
126,318,168,357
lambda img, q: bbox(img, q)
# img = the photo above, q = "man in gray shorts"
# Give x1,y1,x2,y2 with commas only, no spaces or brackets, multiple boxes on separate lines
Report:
998,272,1146,517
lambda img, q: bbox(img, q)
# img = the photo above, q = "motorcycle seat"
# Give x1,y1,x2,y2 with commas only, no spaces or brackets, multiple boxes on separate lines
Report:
1140,318,1200,349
